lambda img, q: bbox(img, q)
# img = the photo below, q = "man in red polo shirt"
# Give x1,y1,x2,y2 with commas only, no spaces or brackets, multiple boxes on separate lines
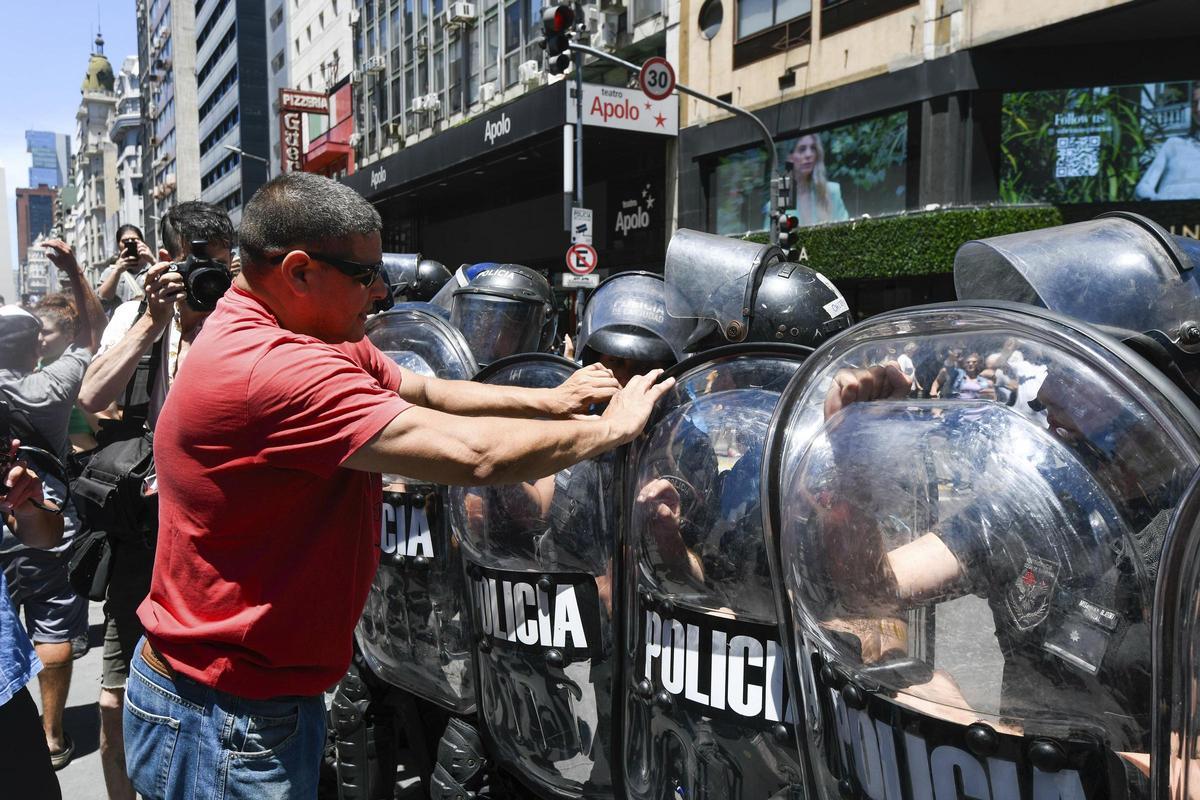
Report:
121,172,672,800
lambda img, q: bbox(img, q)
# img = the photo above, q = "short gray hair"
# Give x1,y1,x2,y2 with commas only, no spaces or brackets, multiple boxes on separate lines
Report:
238,172,381,272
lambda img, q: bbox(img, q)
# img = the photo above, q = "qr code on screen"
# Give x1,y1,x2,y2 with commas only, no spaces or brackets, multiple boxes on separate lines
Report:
1055,136,1101,178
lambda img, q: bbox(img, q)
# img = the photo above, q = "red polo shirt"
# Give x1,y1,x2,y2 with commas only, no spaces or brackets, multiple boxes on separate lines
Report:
139,285,412,698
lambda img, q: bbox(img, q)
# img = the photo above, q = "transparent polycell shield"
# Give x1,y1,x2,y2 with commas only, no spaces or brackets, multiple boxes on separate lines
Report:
622,345,811,800
356,304,479,713
764,303,1200,800
450,353,616,799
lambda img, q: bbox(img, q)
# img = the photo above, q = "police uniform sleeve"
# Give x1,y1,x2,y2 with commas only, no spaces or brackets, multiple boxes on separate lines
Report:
248,341,412,478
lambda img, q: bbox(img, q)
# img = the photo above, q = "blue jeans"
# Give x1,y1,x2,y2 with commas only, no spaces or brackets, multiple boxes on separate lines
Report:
123,637,327,800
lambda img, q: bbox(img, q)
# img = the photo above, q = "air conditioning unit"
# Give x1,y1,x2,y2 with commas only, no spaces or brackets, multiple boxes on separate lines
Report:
384,121,402,139
349,8,360,24
348,132,363,147
410,95,428,113
518,60,542,86
448,1,477,23
422,93,442,115
599,0,625,10
147,102,159,118
479,81,497,105
589,10,619,51
363,55,386,74
350,69,362,84
415,33,429,52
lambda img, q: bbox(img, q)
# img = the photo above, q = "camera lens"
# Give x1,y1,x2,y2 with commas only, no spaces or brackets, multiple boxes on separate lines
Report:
188,267,233,311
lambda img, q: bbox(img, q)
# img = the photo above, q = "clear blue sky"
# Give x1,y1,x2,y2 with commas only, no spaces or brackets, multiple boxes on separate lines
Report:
0,0,139,276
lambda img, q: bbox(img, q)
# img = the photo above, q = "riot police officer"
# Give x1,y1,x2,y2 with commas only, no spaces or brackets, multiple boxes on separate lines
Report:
621,230,855,800
449,263,558,367
381,253,454,304
436,271,694,800
575,271,693,386
763,212,1200,800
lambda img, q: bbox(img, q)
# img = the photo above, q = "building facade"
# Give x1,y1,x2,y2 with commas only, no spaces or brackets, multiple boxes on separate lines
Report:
15,186,57,267
24,131,72,189
137,0,202,247
194,0,271,226
343,0,678,292
68,35,120,285
267,0,354,176
109,56,145,243
675,0,1200,313
20,234,54,303
0,169,14,304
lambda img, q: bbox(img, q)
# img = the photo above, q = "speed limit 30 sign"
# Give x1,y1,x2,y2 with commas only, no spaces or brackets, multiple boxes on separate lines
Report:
639,57,676,102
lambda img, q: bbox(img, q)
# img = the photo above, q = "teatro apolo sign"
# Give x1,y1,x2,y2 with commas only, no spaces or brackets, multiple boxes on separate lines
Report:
278,89,331,173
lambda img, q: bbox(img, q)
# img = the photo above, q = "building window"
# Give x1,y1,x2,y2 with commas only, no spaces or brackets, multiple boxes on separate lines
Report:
319,11,325,28
306,25,312,42
201,152,240,190
271,5,283,30
295,37,301,55
737,0,807,38
635,0,663,24
333,0,339,14
271,51,285,73
820,0,916,37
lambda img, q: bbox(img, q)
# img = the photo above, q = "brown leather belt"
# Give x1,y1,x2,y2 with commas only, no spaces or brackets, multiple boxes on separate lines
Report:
140,640,176,681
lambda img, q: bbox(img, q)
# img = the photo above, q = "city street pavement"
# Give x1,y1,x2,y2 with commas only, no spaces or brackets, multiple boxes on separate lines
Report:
33,599,107,800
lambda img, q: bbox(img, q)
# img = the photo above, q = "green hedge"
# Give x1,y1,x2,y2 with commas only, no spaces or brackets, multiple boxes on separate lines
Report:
743,205,1064,280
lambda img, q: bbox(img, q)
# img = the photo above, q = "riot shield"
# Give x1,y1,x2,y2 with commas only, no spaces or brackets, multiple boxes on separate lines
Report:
451,353,616,799
358,303,479,713
621,343,811,800
763,302,1200,800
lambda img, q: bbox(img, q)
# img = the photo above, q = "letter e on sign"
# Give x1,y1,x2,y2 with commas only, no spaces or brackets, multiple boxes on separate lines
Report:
565,243,598,275
639,57,676,102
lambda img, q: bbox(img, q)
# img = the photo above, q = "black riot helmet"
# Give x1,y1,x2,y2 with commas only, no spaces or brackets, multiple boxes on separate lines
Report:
449,263,557,366
577,271,694,368
955,211,1200,397
381,253,454,304
664,229,854,352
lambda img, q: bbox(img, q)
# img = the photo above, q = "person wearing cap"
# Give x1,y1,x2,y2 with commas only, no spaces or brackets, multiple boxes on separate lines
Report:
0,239,105,774
122,172,671,799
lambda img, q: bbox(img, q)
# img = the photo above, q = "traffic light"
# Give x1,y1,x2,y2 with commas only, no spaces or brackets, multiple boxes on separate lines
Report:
777,210,800,257
541,4,575,75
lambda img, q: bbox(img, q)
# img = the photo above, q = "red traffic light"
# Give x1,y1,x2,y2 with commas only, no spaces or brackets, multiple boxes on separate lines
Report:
544,4,575,33
778,212,799,232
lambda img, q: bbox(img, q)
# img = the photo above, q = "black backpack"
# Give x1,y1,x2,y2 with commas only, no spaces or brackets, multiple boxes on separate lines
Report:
67,335,163,600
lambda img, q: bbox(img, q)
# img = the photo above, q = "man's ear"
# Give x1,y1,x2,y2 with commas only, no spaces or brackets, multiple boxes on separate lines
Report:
278,250,315,296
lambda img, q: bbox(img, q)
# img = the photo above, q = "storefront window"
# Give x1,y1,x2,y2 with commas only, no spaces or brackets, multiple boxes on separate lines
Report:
709,109,909,234
1000,80,1200,204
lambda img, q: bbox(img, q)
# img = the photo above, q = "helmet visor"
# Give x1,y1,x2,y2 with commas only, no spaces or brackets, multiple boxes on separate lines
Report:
579,273,694,364
664,230,776,335
450,293,544,365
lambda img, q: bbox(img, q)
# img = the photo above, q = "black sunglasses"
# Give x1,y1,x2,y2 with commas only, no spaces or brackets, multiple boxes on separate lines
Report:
268,251,385,287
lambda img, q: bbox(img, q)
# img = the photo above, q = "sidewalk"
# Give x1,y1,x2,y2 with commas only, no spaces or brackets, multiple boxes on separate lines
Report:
32,600,107,800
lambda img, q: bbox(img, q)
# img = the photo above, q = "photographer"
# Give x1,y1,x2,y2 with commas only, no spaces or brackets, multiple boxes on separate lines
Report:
0,240,105,774
97,225,155,311
77,201,234,800
0,444,67,799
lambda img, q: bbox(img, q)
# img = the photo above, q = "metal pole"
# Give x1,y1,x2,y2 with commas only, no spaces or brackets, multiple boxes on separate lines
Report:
572,31,586,337
567,42,779,236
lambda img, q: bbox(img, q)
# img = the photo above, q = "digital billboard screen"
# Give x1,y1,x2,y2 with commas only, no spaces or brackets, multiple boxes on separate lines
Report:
710,109,909,235
1000,81,1200,204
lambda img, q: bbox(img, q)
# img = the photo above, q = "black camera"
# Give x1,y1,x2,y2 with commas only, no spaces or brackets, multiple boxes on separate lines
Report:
123,238,139,259
173,240,233,312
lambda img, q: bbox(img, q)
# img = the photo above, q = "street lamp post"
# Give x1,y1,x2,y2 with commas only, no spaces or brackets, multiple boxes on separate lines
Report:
222,144,272,179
